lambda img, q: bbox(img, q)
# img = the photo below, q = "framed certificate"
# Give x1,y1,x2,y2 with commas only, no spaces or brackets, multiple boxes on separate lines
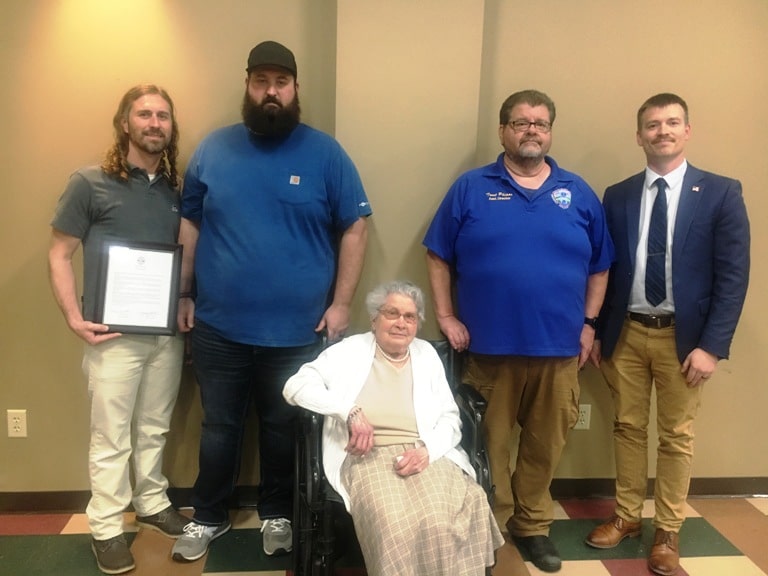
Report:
93,241,183,335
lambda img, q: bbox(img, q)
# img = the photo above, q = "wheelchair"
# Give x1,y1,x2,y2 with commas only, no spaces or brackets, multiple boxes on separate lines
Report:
291,339,494,576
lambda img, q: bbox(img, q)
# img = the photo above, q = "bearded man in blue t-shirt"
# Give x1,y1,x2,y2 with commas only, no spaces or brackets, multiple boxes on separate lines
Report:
172,41,372,562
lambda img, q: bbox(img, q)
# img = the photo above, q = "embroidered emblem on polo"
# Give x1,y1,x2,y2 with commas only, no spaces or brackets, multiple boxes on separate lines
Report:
486,191,512,201
289,175,301,185
551,188,571,209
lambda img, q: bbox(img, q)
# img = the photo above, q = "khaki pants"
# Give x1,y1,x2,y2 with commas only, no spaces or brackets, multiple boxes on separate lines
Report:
83,334,184,539
601,319,703,532
464,354,579,536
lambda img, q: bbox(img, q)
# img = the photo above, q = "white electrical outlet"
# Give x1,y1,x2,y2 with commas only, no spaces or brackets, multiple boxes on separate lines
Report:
7,409,28,438
574,404,591,430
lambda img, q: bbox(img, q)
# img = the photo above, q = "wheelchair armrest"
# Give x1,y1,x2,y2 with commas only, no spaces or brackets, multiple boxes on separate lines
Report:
455,383,487,463
454,382,494,504
296,408,345,507
298,409,324,454
455,382,487,417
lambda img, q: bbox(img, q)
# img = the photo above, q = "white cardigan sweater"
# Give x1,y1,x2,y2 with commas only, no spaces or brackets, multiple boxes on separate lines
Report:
283,332,474,510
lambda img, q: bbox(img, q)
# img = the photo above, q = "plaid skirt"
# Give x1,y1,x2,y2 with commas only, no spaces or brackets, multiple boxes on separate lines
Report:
340,444,504,576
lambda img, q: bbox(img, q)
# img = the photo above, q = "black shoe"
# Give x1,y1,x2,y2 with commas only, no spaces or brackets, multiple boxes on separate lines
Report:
513,534,562,572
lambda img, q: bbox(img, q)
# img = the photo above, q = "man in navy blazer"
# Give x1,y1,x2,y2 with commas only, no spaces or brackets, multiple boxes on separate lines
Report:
585,93,750,576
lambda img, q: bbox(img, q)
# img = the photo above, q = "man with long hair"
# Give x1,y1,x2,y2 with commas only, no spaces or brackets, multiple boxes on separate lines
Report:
49,84,188,575
172,41,371,562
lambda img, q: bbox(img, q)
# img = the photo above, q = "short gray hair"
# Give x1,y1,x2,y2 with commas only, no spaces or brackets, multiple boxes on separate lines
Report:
365,280,426,326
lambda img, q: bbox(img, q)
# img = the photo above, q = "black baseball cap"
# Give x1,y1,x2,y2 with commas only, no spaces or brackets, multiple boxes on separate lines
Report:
246,41,297,77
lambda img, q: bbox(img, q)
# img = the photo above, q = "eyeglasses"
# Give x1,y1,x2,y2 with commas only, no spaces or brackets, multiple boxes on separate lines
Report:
378,307,419,325
507,120,552,133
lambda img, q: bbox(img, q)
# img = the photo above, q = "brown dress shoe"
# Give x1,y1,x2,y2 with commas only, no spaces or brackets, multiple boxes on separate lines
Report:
648,529,679,575
585,514,642,548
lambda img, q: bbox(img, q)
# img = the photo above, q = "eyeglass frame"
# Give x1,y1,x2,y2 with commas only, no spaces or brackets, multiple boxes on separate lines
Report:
506,119,552,133
377,306,419,325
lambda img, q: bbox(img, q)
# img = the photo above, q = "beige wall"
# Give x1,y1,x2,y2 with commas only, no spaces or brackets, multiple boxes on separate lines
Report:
1,0,766,495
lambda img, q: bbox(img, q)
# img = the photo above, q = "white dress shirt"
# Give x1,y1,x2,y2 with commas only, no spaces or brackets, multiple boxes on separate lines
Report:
628,160,688,314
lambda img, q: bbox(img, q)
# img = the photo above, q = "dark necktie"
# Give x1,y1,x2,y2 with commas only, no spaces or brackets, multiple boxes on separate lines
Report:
645,178,668,306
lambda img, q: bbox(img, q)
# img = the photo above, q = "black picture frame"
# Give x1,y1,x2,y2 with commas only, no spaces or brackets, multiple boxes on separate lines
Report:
93,240,182,335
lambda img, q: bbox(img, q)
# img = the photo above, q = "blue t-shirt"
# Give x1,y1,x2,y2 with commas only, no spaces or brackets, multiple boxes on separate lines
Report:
423,154,614,356
182,123,372,346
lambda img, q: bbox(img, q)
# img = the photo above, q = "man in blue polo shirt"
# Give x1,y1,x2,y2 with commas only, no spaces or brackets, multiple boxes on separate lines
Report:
172,41,371,562
424,89,613,572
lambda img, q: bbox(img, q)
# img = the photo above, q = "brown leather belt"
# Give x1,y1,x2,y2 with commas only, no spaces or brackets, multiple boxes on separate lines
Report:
627,312,675,329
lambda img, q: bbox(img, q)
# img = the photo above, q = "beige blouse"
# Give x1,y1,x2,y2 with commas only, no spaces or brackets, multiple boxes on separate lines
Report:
355,349,419,446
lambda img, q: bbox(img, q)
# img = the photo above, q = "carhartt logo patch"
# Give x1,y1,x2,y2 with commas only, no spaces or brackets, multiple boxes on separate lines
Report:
289,175,301,185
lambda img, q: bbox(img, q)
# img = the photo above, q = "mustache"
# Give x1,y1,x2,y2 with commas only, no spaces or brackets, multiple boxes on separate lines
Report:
263,95,282,107
143,128,166,137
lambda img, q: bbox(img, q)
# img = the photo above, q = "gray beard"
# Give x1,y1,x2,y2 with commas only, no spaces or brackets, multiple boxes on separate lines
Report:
517,141,545,159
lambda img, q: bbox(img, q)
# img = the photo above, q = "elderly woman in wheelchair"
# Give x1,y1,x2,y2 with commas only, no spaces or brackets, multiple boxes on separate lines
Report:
284,280,503,576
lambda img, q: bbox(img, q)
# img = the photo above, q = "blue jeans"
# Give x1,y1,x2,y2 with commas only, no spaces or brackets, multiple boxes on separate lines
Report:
189,320,320,524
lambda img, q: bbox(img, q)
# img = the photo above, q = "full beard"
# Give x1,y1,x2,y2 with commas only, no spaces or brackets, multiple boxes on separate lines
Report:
242,92,301,138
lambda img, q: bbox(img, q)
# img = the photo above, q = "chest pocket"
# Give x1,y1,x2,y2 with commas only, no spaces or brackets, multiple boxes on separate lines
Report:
276,171,317,206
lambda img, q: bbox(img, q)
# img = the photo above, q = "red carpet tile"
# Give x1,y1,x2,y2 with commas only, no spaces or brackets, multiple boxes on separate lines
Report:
604,557,689,576
560,498,617,520
0,513,73,535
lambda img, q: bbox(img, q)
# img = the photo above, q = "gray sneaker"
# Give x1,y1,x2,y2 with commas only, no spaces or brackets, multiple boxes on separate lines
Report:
136,505,189,538
171,520,231,562
261,517,292,556
91,534,135,575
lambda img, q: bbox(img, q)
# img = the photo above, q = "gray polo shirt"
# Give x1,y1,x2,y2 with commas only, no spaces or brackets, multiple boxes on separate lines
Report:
51,165,180,320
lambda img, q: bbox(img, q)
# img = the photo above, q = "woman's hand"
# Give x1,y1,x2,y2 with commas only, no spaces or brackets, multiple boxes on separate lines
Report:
345,407,374,456
394,445,430,477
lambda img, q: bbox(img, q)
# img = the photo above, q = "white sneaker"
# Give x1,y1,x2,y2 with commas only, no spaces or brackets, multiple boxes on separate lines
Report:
261,517,292,556
171,520,231,562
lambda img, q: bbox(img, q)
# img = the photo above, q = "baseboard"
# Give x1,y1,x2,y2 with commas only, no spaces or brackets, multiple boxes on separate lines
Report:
550,477,768,499
2,478,766,513
0,486,257,513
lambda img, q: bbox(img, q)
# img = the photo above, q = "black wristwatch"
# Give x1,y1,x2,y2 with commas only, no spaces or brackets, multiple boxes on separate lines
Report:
584,316,598,329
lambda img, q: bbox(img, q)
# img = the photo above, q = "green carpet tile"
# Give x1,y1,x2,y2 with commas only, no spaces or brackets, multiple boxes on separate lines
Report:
203,528,291,572
543,517,742,563
202,526,365,573
0,533,136,576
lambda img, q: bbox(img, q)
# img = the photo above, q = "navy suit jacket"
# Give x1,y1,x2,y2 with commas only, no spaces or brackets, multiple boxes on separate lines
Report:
598,164,750,363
